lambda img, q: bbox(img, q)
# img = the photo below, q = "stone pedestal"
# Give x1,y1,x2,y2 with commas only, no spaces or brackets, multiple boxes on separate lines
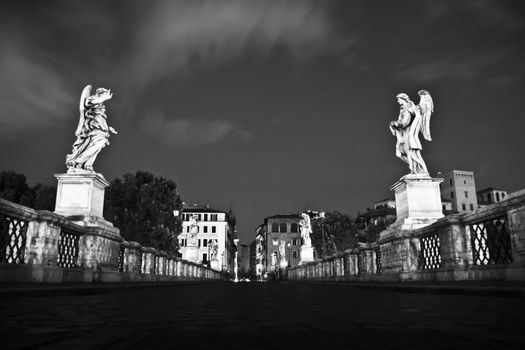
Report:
54,172,108,218
210,259,220,271
279,259,288,269
390,174,444,231
54,171,121,270
185,246,199,262
300,245,314,265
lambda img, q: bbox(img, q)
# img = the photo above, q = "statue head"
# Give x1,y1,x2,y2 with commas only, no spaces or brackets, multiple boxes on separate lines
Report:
396,93,410,106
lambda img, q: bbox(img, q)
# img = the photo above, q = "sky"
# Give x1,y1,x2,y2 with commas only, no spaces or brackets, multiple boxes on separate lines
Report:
1,0,524,244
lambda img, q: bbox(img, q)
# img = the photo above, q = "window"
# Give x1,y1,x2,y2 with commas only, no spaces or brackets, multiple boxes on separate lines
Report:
279,223,287,233
197,214,202,221
211,214,218,221
470,204,474,211
449,179,453,186
496,192,500,201
271,223,279,232
292,239,298,246
462,203,466,211
203,226,208,233
502,193,505,199
212,226,216,233
451,191,454,199
292,251,298,259
198,239,201,247
186,226,190,233
464,180,466,185
203,239,208,247
442,205,446,211
290,223,298,233
202,253,208,263
464,191,468,198
487,193,492,202
204,214,208,221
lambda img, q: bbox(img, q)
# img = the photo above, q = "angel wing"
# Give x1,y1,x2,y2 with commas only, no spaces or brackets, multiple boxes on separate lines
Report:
417,90,434,141
75,85,92,136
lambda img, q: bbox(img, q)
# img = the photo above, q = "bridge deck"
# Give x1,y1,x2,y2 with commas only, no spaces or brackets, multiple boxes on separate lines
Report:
1,282,524,349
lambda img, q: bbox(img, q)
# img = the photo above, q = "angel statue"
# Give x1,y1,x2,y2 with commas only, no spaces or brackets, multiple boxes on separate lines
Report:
66,85,117,172
208,239,218,260
299,212,312,247
187,214,199,246
389,90,434,175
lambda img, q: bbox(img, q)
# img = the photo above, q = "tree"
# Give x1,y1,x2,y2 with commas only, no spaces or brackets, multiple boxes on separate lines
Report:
0,171,56,210
104,171,182,254
32,183,57,210
311,211,358,258
0,171,34,206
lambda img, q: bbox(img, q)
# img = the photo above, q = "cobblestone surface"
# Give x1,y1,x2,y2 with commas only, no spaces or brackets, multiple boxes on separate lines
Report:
1,282,524,349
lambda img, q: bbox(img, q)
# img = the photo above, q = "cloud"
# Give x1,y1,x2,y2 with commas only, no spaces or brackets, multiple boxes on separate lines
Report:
142,112,254,148
125,0,347,92
0,44,75,135
394,52,525,85
421,0,524,32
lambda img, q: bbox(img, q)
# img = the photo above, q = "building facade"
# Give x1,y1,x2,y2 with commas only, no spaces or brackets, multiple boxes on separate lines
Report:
439,170,478,213
477,187,509,207
177,205,236,273
265,214,302,271
254,224,267,281
236,243,251,279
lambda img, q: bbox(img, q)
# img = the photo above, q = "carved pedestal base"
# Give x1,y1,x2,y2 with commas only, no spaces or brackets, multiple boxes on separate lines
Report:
184,246,199,262
54,171,121,270
300,245,314,264
210,259,220,271
54,172,108,218
389,174,444,231
280,259,288,269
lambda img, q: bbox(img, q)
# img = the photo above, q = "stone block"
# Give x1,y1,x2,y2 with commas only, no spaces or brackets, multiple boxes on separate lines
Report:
54,172,109,218
390,175,444,230
299,245,314,264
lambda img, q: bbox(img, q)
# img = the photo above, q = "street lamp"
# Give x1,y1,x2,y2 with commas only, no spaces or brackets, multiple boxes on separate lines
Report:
287,242,291,267
319,211,326,257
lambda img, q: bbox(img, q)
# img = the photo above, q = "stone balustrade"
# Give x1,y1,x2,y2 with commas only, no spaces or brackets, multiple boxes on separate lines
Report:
289,189,525,282
0,198,227,283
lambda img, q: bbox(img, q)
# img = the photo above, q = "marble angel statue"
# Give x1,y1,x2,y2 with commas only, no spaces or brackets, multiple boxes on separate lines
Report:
299,212,312,247
188,214,199,246
389,90,434,175
66,85,117,172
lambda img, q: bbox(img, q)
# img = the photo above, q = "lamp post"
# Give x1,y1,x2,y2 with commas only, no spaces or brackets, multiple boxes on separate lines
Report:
173,210,181,257
287,242,291,267
319,211,326,257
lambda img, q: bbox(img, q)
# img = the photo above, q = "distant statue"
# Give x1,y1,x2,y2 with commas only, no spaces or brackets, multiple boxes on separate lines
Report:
188,214,199,246
271,251,277,266
279,240,286,262
66,85,117,172
299,212,312,247
208,239,218,260
389,90,434,175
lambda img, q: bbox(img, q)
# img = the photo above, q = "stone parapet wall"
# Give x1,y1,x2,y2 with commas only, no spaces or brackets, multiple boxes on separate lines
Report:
0,198,227,283
289,189,525,282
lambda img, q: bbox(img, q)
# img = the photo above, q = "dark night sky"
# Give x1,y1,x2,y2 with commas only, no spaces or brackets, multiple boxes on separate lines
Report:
1,0,524,244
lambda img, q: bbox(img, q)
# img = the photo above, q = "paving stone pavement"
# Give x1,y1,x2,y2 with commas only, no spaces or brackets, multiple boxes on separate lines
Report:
1,281,524,349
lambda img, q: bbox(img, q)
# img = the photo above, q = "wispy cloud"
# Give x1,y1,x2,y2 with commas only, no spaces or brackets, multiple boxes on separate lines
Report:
142,112,253,148
421,0,524,32
0,44,74,135
125,0,347,92
395,51,525,85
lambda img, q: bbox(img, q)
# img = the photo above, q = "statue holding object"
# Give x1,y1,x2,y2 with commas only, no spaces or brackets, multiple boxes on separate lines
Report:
66,85,117,172
299,212,312,247
389,90,434,175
